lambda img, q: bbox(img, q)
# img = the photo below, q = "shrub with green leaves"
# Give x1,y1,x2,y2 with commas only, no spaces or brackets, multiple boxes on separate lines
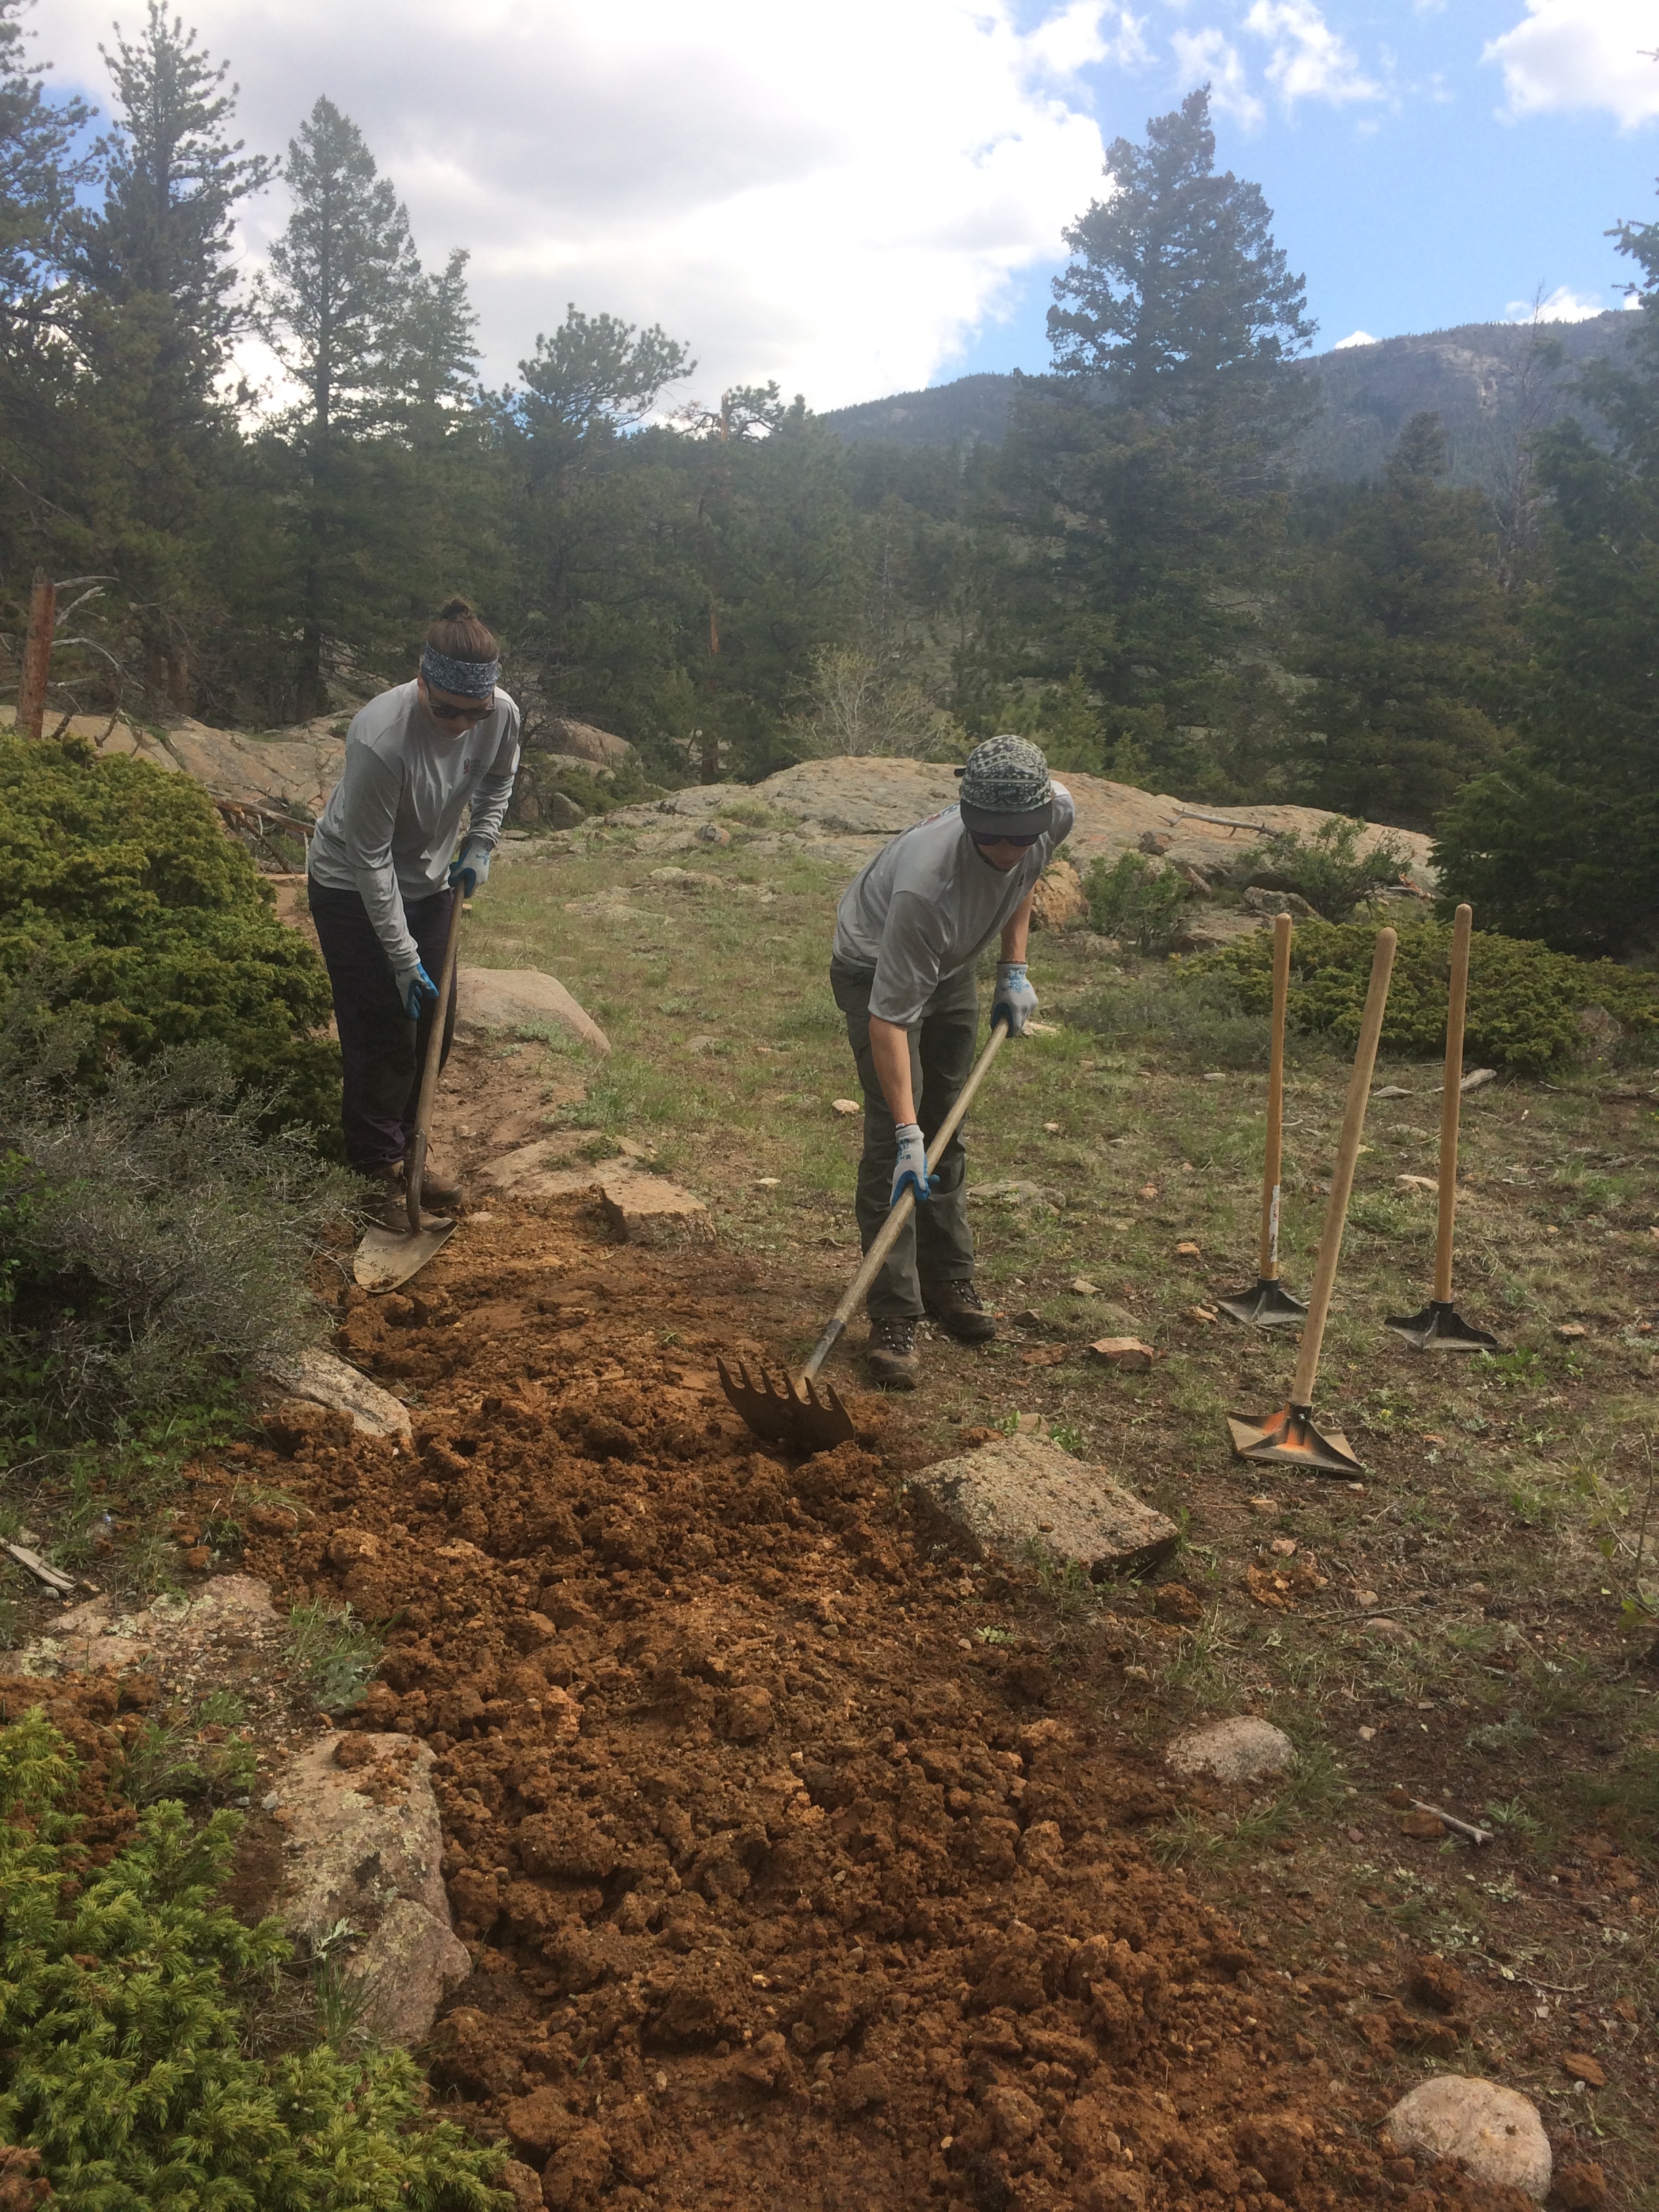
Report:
0,737,338,1128
1189,919,1659,1075
1084,851,1190,953
0,1709,508,2210
1233,817,1411,922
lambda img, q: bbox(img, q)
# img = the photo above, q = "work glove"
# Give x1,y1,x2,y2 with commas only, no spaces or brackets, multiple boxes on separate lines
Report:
447,838,492,897
992,961,1039,1037
890,1122,935,1207
396,960,439,1023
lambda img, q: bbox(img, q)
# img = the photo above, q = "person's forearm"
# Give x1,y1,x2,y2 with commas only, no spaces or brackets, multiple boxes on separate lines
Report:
869,1016,916,1126
1000,893,1033,964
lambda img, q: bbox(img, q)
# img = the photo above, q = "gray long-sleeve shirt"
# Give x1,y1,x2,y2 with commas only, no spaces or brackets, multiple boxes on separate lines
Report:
832,786,1075,1026
307,680,520,972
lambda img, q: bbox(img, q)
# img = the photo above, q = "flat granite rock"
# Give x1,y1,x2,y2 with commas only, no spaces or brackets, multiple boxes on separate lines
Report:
483,1133,649,1198
1383,2076,1551,2201
455,966,611,1054
267,1347,412,1440
599,1172,714,1248
912,1435,1177,1577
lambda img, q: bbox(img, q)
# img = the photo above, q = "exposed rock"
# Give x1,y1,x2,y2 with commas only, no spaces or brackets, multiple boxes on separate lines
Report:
1561,2051,1605,2087
1166,1717,1294,1785
1031,857,1089,932
912,1435,1178,1578
832,1098,861,1116
1554,2161,1608,2210
8,1573,281,1682
1153,1582,1205,1625
599,1172,714,1248
1382,2077,1551,2201
272,1731,470,2047
483,1134,649,1198
696,821,731,846
454,966,611,1054
1242,885,1317,920
1460,1067,1498,1093
266,1347,412,1440
536,716,634,769
1088,1337,1157,1370
647,867,722,890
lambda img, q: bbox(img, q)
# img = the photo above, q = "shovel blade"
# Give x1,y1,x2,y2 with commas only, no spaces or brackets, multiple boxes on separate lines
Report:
1385,1299,1500,1353
717,1358,855,1454
354,1218,455,1293
1227,1402,1364,1478
1216,1277,1308,1329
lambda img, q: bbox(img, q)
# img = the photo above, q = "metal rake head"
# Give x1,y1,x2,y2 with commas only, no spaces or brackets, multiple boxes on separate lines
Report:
716,1357,855,1454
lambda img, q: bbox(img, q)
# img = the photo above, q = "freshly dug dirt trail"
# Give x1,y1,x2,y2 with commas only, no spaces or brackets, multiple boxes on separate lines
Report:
234,1191,1538,2212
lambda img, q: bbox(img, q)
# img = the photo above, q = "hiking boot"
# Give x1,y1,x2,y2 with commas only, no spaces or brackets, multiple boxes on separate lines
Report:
865,1315,921,1389
410,1160,462,1210
359,1163,411,1233
924,1280,997,1344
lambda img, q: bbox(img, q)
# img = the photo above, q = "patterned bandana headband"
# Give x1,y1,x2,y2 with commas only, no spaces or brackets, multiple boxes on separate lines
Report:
422,645,499,698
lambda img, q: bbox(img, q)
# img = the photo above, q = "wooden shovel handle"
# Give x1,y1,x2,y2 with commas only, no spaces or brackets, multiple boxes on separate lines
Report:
1258,912,1293,1280
801,1017,1010,1383
1433,905,1473,1303
1290,928,1397,1406
405,889,466,1228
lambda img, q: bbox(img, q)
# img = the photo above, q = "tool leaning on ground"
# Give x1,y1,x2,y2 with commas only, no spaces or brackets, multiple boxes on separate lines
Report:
353,890,468,1294
720,1015,1013,1453
1385,903,1500,1353
1227,926,1397,1478
1217,910,1307,1328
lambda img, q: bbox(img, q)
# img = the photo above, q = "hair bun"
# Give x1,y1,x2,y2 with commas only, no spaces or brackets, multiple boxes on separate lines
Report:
436,595,474,621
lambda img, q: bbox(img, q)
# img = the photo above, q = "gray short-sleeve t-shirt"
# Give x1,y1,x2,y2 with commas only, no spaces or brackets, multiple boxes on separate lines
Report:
832,785,1075,1026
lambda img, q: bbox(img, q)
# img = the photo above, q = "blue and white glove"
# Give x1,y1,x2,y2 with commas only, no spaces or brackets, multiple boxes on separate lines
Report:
992,961,1039,1037
447,838,491,897
890,1122,934,1206
396,961,439,1023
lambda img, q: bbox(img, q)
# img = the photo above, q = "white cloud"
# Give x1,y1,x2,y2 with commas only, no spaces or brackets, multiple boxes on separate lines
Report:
1331,328,1377,348
1504,283,1619,322
1171,26,1267,127
44,0,1139,411
1485,2,1659,129
1242,1,1380,108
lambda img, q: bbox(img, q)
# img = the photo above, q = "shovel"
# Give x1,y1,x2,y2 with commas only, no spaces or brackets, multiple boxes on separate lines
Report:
353,891,465,1294
1227,926,1397,1478
1218,912,1307,1328
1386,903,1500,1353
719,1016,1012,1452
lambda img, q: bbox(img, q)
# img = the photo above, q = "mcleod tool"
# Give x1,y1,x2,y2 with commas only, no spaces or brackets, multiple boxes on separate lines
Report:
1218,911,1307,1328
1385,903,1500,1353
354,891,465,1294
1228,926,1397,1477
720,1016,1012,1452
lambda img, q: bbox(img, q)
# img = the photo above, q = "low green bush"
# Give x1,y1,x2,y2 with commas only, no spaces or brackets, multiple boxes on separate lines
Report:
1233,817,1412,922
0,1709,508,2209
1188,919,1659,1075
0,737,337,1129
1084,851,1190,954
0,1035,352,1455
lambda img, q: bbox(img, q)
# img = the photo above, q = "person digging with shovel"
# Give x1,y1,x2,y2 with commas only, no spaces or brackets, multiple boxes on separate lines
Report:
830,735,1073,1387
307,598,519,1228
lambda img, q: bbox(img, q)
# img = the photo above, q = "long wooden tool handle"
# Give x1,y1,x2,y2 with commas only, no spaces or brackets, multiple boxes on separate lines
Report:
1257,912,1293,1280
1290,928,1397,1406
405,889,466,1228
800,1017,1011,1382
1433,904,1473,1303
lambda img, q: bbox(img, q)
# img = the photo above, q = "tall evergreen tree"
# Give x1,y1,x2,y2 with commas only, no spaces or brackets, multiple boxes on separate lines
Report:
0,0,97,354
1289,413,1515,829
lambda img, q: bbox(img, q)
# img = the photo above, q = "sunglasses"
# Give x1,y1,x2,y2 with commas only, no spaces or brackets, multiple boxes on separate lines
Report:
972,831,1042,849
427,696,493,722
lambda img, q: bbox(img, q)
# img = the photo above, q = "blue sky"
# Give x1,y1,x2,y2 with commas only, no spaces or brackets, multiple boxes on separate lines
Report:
34,1,1659,410
951,1,1659,381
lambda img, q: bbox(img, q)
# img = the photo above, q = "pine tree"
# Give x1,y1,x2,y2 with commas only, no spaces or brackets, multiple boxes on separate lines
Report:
0,0,98,354
1290,413,1516,829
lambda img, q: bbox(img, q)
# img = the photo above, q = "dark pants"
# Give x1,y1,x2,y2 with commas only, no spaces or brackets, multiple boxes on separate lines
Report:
830,955,979,1321
308,880,459,1173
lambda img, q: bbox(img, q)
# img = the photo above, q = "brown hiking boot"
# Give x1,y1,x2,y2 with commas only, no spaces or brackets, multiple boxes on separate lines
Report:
924,1281,997,1344
360,1164,411,1232
409,1158,462,1210
865,1315,921,1389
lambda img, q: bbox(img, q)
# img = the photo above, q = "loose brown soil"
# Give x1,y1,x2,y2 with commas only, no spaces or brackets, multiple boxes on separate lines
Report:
221,1190,1541,2212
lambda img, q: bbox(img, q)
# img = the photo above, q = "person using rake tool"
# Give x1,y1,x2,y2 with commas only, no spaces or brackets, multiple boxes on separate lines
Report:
308,597,519,1227
830,735,1073,1387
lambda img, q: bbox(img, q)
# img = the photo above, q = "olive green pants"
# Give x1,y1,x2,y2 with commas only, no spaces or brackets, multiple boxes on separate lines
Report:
830,956,979,1321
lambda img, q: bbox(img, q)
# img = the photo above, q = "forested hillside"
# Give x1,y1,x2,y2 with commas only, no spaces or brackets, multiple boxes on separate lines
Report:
3,9,1659,951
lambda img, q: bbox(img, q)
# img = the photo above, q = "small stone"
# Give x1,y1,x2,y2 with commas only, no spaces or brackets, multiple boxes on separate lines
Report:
754,1176,781,1187
599,1173,714,1248
831,1098,861,1117
1366,1617,1408,1637
1269,1536,1297,1556
1556,1322,1588,1340
1184,1303,1218,1323
1153,1582,1204,1625
1070,1277,1100,1296
1353,1588,1380,1608
1088,1336,1157,1370
1139,1182,1160,1200
1174,1240,1202,1261
1248,1496,1277,1515
1400,1809,1446,1839
1202,1070,1228,1081
1460,1067,1498,1092
1561,2051,1605,2087
1043,1120,1061,1132
684,1033,720,1055
1553,2161,1608,2210
1167,1717,1294,1785
1382,2076,1550,2200
695,821,731,846
1357,1726,1376,1741
1372,1084,1412,1098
